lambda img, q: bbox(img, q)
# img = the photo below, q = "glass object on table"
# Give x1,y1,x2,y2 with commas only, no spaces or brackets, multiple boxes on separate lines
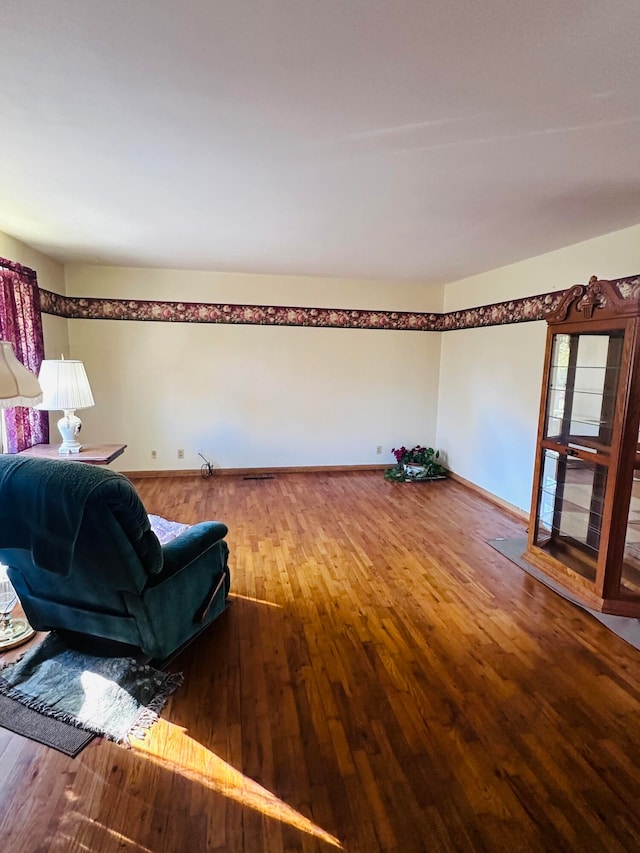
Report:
0,563,34,650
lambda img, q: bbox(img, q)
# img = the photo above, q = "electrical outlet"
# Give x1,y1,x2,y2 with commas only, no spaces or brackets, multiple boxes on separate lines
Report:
376,445,383,455
151,450,157,460
177,449,184,459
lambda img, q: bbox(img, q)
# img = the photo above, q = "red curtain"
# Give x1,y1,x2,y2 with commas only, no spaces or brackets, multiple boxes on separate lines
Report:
0,257,48,451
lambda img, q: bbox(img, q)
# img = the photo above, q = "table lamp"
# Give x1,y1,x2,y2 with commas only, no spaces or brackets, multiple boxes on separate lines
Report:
36,357,95,453
0,339,42,648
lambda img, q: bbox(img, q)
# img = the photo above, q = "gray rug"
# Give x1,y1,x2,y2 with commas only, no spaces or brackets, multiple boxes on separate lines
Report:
0,633,183,748
489,537,640,651
0,693,95,756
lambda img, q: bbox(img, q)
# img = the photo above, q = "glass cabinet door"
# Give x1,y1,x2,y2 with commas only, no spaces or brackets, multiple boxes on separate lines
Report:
533,329,624,579
544,332,623,451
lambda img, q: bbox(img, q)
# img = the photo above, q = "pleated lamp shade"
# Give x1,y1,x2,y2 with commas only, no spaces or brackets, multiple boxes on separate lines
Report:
36,359,95,411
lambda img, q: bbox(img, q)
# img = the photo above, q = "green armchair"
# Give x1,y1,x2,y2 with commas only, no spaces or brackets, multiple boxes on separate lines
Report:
0,455,230,664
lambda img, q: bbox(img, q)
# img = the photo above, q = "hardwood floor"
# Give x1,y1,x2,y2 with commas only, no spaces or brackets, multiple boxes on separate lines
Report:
2,471,640,851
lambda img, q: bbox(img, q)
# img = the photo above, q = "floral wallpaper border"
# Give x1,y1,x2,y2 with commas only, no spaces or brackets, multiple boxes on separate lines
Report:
38,274,640,332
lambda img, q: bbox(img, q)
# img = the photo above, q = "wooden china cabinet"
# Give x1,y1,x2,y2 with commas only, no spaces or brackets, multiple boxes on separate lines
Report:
525,275,640,616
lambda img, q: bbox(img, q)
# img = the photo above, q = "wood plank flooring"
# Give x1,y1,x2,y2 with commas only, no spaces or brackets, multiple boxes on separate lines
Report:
2,471,640,851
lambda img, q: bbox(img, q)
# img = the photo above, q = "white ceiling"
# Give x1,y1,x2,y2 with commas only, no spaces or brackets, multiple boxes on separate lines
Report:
1,0,640,285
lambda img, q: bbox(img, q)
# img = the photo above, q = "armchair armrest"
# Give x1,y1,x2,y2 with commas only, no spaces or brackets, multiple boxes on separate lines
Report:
146,521,228,587
137,519,230,660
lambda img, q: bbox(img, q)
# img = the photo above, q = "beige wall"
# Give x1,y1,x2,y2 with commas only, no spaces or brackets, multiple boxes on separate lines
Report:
64,265,443,312
64,265,444,472
4,222,640,496
437,222,640,512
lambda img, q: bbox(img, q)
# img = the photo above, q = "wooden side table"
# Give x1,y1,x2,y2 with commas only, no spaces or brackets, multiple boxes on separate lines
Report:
16,443,127,465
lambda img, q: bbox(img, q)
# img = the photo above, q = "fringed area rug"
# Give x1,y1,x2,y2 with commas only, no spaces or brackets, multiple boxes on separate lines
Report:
0,633,183,750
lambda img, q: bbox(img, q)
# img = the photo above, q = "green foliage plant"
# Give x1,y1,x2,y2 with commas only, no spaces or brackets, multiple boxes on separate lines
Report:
384,445,447,482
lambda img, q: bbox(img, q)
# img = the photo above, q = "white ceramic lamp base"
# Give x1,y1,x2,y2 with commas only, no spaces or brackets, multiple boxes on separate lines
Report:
57,409,83,454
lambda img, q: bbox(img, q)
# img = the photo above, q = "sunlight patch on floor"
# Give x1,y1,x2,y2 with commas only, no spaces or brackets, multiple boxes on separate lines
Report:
228,592,283,608
132,719,343,848
57,809,155,853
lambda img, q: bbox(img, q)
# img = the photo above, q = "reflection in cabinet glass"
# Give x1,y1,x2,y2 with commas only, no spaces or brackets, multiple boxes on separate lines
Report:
525,276,640,616
544,332,621,448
